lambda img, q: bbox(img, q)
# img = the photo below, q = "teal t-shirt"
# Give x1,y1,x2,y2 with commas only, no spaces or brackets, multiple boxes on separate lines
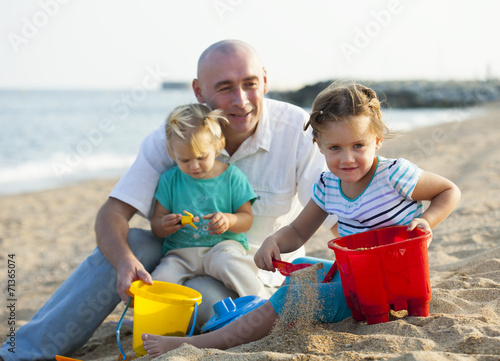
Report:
155,163,257,254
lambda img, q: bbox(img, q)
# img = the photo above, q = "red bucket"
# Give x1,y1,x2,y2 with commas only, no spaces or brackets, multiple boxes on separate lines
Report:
328,226,432,325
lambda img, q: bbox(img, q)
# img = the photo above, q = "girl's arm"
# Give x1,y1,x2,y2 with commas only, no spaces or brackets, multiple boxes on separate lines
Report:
203,200,253,235
408,171,461,232
254,199,328,272
150,200,183,238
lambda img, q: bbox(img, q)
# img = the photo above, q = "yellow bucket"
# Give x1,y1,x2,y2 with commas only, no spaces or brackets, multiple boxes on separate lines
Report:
129,280,202,357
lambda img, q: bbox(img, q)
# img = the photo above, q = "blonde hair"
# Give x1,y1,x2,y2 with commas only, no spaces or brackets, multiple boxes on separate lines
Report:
305,81,392,141
165,104,228,159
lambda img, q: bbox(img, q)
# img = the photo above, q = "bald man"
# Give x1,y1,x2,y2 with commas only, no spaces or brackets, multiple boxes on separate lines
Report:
0,40,335,361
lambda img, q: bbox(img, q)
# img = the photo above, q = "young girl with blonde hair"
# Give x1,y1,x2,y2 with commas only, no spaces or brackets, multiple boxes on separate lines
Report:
149,103,261,298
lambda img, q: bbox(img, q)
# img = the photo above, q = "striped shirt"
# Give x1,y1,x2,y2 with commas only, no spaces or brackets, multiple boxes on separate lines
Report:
312,156,424,236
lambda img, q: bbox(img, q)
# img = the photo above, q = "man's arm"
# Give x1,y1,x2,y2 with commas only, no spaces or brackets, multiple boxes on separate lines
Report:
95,197,153,301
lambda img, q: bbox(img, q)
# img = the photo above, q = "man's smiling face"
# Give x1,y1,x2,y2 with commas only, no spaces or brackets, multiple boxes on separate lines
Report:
193,43,268,142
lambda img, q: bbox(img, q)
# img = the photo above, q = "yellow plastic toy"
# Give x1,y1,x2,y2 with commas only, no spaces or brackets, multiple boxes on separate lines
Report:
181,210,199,229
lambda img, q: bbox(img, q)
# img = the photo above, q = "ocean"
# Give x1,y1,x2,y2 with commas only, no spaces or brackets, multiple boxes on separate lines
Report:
0,89,482,195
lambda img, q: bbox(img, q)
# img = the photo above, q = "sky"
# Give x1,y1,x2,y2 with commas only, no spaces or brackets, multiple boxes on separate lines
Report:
1,0,499,91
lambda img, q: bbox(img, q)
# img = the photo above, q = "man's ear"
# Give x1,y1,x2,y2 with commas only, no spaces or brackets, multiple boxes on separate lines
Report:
192,79,205,103
262,67,269,94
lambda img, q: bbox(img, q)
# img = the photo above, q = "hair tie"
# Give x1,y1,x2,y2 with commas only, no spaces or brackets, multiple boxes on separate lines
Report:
368,99,379,111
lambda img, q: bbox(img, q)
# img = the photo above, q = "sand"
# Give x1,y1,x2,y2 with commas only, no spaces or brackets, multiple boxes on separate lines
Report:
1,103,500,360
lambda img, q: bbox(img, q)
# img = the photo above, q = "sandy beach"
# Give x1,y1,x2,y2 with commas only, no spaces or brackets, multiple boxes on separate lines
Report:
1,103,499,360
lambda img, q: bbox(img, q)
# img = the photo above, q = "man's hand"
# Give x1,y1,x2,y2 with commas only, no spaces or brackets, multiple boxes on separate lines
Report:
116,254,153,301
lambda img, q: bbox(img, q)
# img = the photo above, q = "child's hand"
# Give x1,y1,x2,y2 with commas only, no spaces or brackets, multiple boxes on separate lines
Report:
203,212,229,235
407,218,433,246
160,213,183,235
407,217,431,232
254,237,281,272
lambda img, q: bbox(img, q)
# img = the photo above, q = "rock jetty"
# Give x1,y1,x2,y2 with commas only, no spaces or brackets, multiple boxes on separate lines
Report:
268,80,500,108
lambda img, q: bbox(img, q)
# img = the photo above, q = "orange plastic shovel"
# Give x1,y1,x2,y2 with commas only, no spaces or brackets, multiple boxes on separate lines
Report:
272,259,337,282
272,259,313,276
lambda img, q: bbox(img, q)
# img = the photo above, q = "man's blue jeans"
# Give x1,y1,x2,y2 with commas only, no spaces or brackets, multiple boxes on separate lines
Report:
0,229,237,361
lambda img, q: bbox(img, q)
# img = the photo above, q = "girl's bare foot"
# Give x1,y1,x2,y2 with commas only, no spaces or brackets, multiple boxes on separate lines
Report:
142,333,186,358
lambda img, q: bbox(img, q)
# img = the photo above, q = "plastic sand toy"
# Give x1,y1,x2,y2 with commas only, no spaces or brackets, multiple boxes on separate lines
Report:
127,280,201,357
201,295,266,333
328,226,432,325
57,281,201,361
272,259,313,276
181,210,199,229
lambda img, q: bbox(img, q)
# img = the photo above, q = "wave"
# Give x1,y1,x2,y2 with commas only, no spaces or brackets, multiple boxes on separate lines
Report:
0,153,136,195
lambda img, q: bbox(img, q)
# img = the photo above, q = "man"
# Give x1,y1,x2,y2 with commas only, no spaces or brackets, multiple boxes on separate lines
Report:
0,40,336,361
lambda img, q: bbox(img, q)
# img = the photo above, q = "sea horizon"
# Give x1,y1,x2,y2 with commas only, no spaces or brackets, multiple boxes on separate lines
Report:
0,89,484,196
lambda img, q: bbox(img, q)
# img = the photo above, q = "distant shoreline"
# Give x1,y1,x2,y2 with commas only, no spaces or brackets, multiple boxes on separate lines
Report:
267,79,500,109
